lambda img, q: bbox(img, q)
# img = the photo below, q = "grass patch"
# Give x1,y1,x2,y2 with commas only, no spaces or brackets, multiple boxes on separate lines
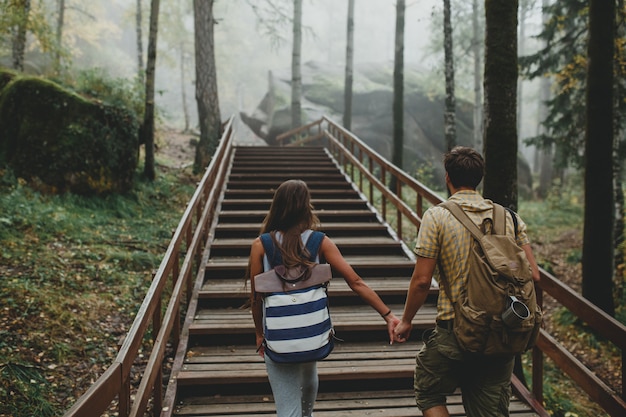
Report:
0,167,195,416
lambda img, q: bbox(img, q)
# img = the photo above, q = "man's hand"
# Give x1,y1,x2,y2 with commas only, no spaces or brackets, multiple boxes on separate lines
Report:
393,320,412,343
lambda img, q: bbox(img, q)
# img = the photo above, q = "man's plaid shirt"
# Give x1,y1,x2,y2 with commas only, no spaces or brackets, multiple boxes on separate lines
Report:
414,190,531,320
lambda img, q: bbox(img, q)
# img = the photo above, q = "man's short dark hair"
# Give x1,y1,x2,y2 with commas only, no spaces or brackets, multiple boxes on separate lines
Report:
444,146,484,189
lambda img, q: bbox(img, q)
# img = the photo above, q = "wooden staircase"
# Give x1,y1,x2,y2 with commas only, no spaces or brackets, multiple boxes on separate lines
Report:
169,146,538,417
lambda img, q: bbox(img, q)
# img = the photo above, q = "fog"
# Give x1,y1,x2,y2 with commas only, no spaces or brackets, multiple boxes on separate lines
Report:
44,0,543,152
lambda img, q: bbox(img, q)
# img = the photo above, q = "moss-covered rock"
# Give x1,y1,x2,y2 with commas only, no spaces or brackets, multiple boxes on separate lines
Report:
0,69,139,194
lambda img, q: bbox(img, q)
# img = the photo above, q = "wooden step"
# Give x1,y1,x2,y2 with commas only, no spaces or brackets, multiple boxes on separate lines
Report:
224,188,361,199
231,165,339,173
208,236,405,257
220,198,369,211
173,389,537,417
177,341,421,386
226,180,354,190
216,210,379,224
205,256,416,279
188,304,436,336
213,222,392,239
198,277,429,300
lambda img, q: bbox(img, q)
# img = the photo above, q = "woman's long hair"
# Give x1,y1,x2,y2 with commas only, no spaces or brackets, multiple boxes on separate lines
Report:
260,179,320,269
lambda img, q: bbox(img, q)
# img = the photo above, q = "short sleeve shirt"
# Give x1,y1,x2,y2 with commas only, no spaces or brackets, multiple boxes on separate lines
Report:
414,190,530,320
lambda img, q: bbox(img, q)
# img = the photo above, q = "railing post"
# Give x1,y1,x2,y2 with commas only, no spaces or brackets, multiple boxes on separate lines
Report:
117,339,130,417
358,148,363,191
152,296,163,412
368,157,374,206
396,179,402,240
532,284,544,404
172,252,181,349
381,168,387,220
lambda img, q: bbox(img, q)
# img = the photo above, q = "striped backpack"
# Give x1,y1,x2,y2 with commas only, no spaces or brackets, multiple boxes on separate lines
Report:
259,230,334,363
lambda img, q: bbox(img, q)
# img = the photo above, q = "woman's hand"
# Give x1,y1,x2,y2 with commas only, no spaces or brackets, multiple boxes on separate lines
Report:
256,334,265,357
385,313,401,344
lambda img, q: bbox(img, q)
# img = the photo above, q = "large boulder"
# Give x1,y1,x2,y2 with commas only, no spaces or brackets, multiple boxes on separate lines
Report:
241,61,532,195
0,69,139,194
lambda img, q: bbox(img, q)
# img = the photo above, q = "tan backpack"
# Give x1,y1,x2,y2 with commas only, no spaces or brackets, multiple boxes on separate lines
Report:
438,201,542,355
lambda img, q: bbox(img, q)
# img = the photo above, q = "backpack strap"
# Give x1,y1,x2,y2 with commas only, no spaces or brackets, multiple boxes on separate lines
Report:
439,201,486,241
505,207,519,239
260,233,280,268
259,231,326,268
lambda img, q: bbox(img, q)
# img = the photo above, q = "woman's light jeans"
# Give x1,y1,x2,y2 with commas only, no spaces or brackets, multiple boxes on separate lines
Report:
265,355,318,417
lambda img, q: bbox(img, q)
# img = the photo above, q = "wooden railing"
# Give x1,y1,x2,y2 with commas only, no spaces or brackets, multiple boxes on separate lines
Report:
277,116,626,417
63,116,236,417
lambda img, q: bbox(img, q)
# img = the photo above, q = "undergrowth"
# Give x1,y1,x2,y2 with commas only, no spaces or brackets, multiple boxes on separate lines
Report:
0,167,195,416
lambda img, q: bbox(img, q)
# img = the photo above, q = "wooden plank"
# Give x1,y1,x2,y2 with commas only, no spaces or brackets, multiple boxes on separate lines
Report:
198,277,433,299
173,390,537,417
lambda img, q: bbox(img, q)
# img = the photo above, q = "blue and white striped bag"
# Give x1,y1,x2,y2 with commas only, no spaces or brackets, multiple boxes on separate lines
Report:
259,230,334,363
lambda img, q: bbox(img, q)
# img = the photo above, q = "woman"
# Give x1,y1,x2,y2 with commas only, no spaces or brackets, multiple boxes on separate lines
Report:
247,179,399,417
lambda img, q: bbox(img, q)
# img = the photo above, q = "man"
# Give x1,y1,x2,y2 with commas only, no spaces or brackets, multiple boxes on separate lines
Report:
393,146,540,417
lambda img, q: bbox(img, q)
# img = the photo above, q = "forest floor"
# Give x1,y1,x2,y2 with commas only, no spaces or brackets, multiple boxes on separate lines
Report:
0,128,623,417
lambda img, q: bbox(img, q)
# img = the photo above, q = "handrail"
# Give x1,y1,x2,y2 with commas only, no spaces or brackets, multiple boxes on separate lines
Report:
63,115,236,417
278,116,626,417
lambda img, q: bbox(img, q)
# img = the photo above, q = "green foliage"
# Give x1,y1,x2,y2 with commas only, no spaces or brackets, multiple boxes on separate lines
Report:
0,166,194,415
53,68,145,122
0,363,56,417
520,0,626,169
0,71,140,194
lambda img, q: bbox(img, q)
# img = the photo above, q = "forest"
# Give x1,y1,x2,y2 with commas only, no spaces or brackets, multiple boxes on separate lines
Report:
0,0,625,416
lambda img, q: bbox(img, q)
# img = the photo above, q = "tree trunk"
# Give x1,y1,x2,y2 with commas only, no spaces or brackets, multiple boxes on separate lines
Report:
136,0,144,83
472,0,482,151
443,0,456,151
180,42,190,132
392,0,405,175
536,0,553,199
582,0,615,315
54,0,65,72
291,0,303,128
614,0,625,302
516,3,526,146
343,0,355,130
483,0,518,210
140,0,160,181
537,0,554,198
193,0,222,174
12,0,31,72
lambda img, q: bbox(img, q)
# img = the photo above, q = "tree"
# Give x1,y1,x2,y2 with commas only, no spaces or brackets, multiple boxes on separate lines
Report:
535,0,554,199
291,0,302,128
582,0,615,315
392,0,405,175
54,0,65,72
343,0,355,130
443,0,456,150
136,0,144,83
11,0,31,71
471,0,483,151
193,0,221,174
139,0,161,181
482,0,518,210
